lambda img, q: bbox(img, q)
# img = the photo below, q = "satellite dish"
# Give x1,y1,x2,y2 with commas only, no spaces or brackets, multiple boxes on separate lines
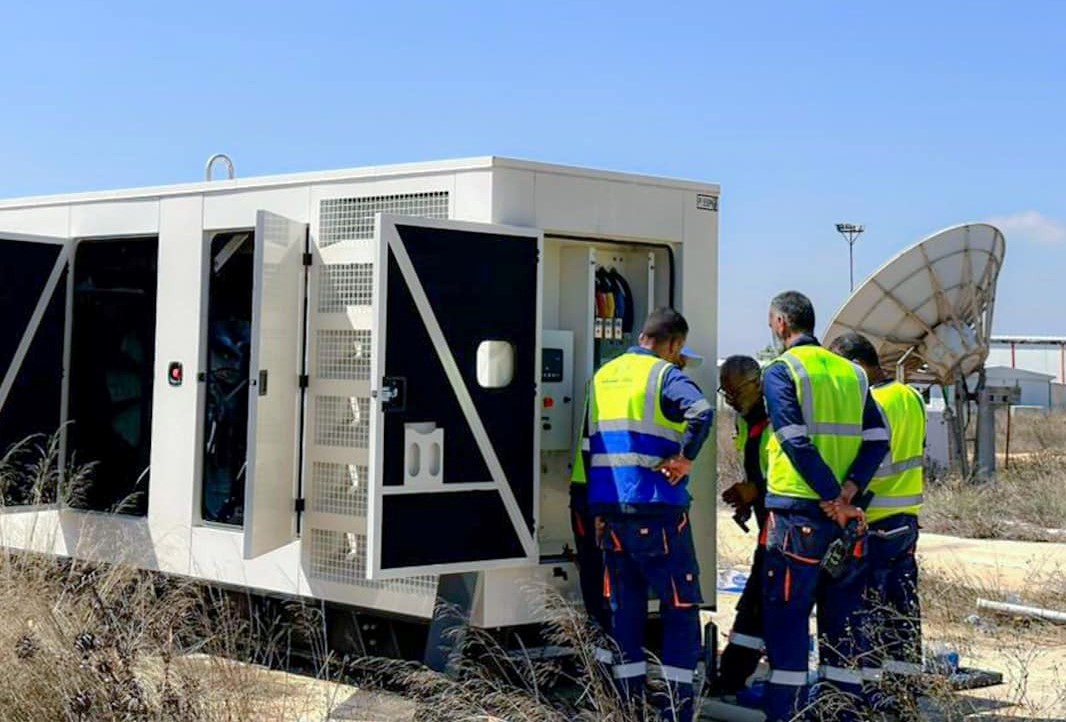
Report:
823,223,1006,384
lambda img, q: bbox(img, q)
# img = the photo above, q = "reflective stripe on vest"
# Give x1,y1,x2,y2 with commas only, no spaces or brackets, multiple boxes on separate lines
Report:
868,380,925,522
587,352,689,507
766,346,868,500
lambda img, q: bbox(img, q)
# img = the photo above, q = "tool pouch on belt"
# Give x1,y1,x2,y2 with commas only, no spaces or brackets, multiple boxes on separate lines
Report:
822,522,865,580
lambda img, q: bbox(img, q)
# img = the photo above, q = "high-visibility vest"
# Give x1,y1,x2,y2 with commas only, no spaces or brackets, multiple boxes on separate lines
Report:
736,415,770,480
571,382,590,485
766,345,869,499
587,352,691,507
867,381,925,521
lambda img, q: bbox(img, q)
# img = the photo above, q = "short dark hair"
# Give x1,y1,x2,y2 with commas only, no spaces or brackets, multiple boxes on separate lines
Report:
720,354,761,382
829,331,880,369
770,291,815,334
641,307,689,342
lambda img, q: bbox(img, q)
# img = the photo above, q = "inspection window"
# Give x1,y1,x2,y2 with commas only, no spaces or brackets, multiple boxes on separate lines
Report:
66,237,159,516
200,231,254,527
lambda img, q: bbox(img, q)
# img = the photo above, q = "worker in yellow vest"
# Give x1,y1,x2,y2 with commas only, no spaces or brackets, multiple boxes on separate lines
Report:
570,344,705,670
569,386,614,667
828,331,925,715
760,291,889,722
711,355,772,698
585,308,713,722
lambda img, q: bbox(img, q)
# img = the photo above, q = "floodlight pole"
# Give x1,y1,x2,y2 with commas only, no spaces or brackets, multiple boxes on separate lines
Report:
836,223,865,292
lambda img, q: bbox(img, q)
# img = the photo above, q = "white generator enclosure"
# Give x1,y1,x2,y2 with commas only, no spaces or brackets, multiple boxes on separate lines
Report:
0,157,719,628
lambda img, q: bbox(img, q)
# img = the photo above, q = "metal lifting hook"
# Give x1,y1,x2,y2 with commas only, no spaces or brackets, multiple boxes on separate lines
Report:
205,153,235,181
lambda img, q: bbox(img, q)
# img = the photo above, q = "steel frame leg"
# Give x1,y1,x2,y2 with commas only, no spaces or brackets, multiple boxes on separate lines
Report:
423,572,479,675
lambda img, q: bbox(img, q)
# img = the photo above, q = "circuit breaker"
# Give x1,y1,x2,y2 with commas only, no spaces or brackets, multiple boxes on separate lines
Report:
540,330,574,451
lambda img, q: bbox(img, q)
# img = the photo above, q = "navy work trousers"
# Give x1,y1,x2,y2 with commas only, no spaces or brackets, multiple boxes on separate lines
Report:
569,484,613,652
861,514,922,705
599,509,702,722
761,509,867,722
716,518,768,692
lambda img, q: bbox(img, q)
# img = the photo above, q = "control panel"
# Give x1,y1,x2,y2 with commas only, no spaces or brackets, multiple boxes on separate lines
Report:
540,330,574,451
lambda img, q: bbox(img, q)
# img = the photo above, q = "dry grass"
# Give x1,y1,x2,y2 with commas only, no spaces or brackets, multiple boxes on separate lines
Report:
1,553,209,720
916,561,1066,720
0,432,357,721
923,411,1066,541
999,409,1066,456
919,559,1066,660
365,573,1066,721
352,592,659,722
0,549,366,721
922,456,1066,541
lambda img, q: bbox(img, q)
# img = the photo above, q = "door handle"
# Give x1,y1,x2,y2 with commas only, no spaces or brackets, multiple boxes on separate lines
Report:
374,377,406,412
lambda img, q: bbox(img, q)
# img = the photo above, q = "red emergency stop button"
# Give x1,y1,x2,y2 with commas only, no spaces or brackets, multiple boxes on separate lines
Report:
168,362,183,386
544,396,554,408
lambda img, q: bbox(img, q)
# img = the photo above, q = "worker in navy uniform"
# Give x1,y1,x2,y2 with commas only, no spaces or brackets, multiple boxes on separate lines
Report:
570,386,615,667
585,308,713,722
760,291,889,722
828,332,926,715
710,355,772,698
571,344,706,670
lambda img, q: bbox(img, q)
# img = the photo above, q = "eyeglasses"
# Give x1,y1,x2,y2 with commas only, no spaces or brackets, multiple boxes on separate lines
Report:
717,377,760,404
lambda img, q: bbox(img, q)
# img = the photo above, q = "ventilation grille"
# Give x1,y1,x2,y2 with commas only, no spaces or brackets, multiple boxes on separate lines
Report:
310,462,368,517
316,330,372,381
314,396,370,448
318,263,373,313
308,529,437,595
319,192,449,247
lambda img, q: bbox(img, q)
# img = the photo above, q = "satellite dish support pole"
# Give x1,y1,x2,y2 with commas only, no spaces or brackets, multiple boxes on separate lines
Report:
946,380,970,479
973,368,996,482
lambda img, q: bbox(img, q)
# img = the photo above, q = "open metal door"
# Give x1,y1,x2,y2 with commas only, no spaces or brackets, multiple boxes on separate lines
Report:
0,232,69,507
243,211,307,559
368,215,542,579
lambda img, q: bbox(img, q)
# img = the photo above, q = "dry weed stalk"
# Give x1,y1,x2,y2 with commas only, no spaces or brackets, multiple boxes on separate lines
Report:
0,431,352,721
351,587,700,722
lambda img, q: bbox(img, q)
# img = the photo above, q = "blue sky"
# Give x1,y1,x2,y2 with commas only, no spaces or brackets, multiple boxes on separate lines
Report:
2,1,1063,356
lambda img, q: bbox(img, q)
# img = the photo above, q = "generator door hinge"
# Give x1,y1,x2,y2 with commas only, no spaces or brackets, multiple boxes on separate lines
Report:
302,252,313,267
294,498,306,513
298,374,309,389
